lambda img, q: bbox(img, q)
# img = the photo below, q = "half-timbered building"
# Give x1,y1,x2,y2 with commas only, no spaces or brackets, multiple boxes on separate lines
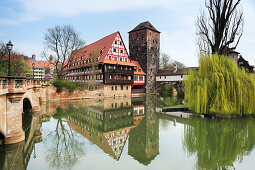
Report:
131,61,146,94
64,31,135,97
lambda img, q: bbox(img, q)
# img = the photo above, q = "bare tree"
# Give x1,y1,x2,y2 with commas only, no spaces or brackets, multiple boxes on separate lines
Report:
87,50,100,90
160,52,171,69
160,52,185,69
197,0,244,55
43,25,85,80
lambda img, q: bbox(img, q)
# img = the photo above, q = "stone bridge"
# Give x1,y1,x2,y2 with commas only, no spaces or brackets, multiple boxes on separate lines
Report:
0,76,50,145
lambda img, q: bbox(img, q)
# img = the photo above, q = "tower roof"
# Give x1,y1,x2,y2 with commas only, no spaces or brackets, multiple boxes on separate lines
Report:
128,21,160,33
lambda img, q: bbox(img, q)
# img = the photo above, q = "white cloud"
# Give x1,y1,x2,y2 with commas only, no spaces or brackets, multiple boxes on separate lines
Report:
1,0,198,25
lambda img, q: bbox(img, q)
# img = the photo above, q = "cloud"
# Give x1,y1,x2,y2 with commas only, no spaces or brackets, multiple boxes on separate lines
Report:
1,0,198,25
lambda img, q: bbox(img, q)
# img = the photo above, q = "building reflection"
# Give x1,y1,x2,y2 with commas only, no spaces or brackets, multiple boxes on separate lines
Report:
128,96,159,165
67,97,145,160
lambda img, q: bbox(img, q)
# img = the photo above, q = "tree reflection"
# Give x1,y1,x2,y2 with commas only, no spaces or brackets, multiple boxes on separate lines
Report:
44,106,85,170
183,116,255,169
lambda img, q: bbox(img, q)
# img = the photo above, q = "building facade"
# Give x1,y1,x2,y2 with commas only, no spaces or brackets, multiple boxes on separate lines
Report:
129,21,160,93
64,32,135,97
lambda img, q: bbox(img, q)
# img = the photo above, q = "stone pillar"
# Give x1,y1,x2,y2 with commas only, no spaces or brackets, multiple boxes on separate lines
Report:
5,94,25,145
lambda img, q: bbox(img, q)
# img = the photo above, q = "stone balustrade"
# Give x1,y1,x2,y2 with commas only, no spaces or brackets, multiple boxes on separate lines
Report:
0,76,50,95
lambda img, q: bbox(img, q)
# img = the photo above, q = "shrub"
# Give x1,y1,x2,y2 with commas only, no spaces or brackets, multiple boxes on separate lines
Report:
160,84,173,96
53,80,77,93
185,54,255,114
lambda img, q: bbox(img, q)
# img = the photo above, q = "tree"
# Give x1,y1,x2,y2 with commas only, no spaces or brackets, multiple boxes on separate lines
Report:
87,50,100,90
160,53,171,69
0,41,31,77
197,0,244,55
43,25,85,80
160,52,185,69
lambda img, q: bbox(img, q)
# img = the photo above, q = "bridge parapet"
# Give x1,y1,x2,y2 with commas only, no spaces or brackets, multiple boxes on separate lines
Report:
0,76,50,95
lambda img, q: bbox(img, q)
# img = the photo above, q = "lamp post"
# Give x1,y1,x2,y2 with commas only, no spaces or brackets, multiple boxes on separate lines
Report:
6,40,13,76
32,62,35,80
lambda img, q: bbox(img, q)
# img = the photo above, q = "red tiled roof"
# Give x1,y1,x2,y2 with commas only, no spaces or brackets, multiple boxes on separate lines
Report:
131,61,146,75
26,60,55,68
66,31,135,69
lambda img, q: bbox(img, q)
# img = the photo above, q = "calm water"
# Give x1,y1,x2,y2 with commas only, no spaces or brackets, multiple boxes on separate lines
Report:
1,96,255,170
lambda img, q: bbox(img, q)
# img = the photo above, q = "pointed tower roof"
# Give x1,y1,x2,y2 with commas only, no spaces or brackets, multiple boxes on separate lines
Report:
128,21,160,33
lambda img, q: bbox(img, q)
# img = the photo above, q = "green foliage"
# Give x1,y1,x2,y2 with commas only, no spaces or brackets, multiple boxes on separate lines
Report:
0,59,31,77
185,54,255,114
160,96,177,106
53,80,77,93
183,116,255,169
160,84,173,96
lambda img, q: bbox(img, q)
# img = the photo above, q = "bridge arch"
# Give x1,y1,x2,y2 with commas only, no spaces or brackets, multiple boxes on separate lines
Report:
23,98,32,113
22,98,33,140
0,130,5,141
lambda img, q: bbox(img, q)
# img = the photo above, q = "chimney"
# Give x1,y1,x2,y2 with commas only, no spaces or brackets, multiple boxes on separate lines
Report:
32,54,36,61
173,64,177,73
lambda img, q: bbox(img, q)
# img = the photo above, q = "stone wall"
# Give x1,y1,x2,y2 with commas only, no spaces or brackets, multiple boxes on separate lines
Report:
0,95,7,141
129,27,160,94
103,85,131,97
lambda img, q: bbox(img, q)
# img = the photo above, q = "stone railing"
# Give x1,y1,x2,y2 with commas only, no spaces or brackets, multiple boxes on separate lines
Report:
0,76,50,95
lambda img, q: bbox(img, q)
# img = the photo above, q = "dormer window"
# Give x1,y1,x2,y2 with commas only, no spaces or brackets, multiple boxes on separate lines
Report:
113,48,116,52
120,50,123,53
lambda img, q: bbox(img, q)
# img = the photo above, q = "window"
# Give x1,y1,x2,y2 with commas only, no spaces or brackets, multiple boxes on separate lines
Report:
120,58,122,61
125,58,127,62
113,48,116,52
126,86,128,90
115,86,117,90
112,86,114,90
181,75,183,78
138,69,141,72
115,41,117,44
120,42,122,45
115,57,117,61
121,85,123,90
120,50,123,53
109,56,111,60
109,75,112,79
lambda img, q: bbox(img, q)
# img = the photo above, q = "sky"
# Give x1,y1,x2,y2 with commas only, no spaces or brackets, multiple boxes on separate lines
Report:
0,0,254,67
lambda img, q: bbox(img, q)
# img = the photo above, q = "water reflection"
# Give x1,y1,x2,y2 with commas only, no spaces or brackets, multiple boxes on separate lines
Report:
183,116,255,169
128,96,159,165
1,96,255,170
66,97,145,160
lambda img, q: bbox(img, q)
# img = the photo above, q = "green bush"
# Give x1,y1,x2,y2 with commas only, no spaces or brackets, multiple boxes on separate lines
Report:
53,80,77,93
160,84,173,96
185,54,255,114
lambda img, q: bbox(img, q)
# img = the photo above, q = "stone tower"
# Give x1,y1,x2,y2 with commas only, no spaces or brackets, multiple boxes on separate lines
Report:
128,21,160,93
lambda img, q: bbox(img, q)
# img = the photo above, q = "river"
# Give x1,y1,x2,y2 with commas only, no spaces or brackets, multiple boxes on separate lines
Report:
0,96,255,170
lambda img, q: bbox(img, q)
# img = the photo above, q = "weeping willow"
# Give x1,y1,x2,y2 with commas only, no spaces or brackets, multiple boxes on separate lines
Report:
185,54,255,114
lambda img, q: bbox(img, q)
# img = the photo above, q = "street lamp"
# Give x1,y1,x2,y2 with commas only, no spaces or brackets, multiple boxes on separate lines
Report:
6,40,13,76
32,62,35,80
